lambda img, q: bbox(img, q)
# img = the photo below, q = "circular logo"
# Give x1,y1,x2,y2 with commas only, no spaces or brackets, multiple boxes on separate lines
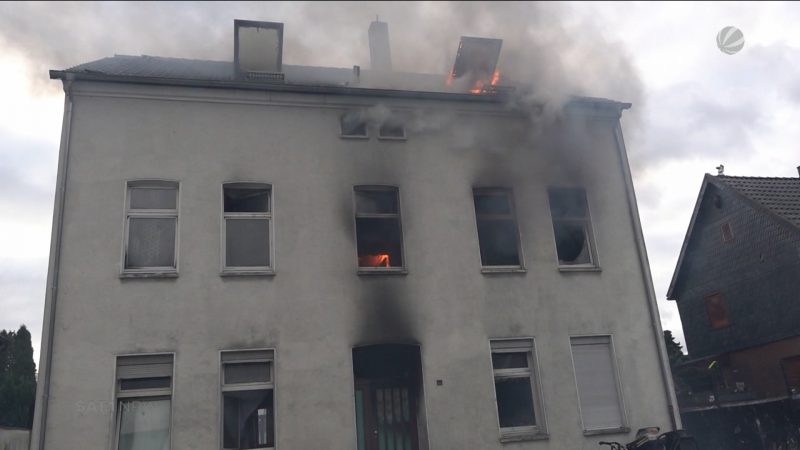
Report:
717,26,745,55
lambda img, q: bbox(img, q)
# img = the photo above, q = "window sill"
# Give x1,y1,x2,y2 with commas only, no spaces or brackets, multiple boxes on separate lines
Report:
340,134,369,140
119,270,178,279
499,431,549,443
357,268,408,276
220,269,275,277
558,265,602,273
583,427,630,437
377,135,407,141
481,267,527,274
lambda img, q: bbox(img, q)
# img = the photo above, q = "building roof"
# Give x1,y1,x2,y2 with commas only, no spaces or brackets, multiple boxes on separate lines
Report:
51,54,631,112
667,173,800,299
715,175,800,228
56,54,456,95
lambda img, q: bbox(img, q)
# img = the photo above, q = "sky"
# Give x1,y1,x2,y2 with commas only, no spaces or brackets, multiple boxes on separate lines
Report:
1,1,799,363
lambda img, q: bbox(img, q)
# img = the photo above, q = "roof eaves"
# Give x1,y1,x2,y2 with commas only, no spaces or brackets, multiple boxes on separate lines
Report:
49,69,513,103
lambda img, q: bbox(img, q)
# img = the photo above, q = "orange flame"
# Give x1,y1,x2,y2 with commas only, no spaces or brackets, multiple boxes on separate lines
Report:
468,70,501,94
359,253,390,268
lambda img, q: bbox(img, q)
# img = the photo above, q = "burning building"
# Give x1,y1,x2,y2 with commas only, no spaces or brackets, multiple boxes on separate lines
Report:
31,18,678,450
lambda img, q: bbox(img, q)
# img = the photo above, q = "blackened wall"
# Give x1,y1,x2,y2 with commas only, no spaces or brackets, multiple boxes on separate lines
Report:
673,179,800,359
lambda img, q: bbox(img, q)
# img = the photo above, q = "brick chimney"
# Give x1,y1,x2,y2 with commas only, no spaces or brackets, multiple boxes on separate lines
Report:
368,18,392,71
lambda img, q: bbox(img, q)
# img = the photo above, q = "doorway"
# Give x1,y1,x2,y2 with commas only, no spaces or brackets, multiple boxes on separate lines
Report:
353,344,423,450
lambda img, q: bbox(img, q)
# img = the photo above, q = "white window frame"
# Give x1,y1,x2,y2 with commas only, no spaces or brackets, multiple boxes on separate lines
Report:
489,338,547,442
473,188,525,273
220,349,276,450
121,180,179,278
547,187,600,271
353,185,407,274
377,114,407,141
220,182,275,276
569,335,628,435
340,111,369,139
113,352,175,450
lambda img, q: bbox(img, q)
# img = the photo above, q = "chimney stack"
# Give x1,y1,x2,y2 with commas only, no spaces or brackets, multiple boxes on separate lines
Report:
796,165,799,177
368,18,392,71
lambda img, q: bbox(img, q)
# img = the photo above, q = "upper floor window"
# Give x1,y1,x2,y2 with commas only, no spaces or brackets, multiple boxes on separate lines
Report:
221,350,275,450
222,183,273,274
473,188,523,269
490,339,547,441
548,188,597,268
115,353,174,450
704,293,731,329
354,186,404,272
720,222,734,243
123,181,178,275
341,111,368,139
378,116,406,140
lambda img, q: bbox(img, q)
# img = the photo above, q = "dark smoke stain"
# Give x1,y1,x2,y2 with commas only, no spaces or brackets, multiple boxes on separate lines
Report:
354,277,417,346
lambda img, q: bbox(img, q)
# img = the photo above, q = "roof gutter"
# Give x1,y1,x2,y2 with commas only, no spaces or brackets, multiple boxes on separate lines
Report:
612,113,682,431
30,74,75,450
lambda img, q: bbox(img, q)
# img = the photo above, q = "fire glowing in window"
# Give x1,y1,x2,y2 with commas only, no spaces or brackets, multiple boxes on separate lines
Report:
359,253,390,268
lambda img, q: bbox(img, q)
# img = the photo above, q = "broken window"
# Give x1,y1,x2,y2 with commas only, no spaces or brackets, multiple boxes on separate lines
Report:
124,181,178,273
704,293,731,329
341,111,368,138
354,186,404,270
473,189,522,268
570,336,625,432
548,188,595,267
115,354,173,450
221,350,275,450
490,339,546,440
223,183,272,273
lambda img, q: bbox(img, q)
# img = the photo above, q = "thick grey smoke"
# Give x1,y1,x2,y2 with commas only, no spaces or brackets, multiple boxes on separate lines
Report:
1,1,642,110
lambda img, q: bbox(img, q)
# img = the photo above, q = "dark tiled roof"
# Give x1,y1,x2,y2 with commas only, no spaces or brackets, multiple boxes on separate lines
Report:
715,175,800,228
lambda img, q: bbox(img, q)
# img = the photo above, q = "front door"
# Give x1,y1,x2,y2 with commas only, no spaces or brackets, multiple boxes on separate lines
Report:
353,345,423,450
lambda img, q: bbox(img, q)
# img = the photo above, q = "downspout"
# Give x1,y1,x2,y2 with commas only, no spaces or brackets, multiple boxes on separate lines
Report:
30,75,75,450
612,111,682,430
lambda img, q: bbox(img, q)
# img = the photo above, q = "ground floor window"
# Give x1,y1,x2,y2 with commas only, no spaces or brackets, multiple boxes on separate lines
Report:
221,350,275,449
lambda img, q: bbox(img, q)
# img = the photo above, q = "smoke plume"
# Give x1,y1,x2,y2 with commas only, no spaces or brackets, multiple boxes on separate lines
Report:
0,2,642,111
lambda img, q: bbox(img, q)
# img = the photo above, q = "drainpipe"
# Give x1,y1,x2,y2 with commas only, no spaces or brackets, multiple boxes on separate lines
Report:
30,74,75,450
612,110,682,430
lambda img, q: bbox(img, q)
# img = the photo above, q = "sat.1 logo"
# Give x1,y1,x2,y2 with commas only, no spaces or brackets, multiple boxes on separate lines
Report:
717,26,745,55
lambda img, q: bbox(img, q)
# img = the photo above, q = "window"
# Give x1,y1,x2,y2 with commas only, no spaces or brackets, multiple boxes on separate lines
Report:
490,339,546,441
115,354,174,450
782,355,800,395
123,181,178,275
704,293,731,329
222,183,273,274
720,222,734,242
473,189,522,269
377,116,406,140
221,350,275,450
570,336,626,433
354,186,404,271
548,188,596,267
341,111,368,138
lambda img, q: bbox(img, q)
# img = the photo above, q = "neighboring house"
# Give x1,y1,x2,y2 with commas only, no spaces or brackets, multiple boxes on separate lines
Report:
667,171,800,409
31,20,678,450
